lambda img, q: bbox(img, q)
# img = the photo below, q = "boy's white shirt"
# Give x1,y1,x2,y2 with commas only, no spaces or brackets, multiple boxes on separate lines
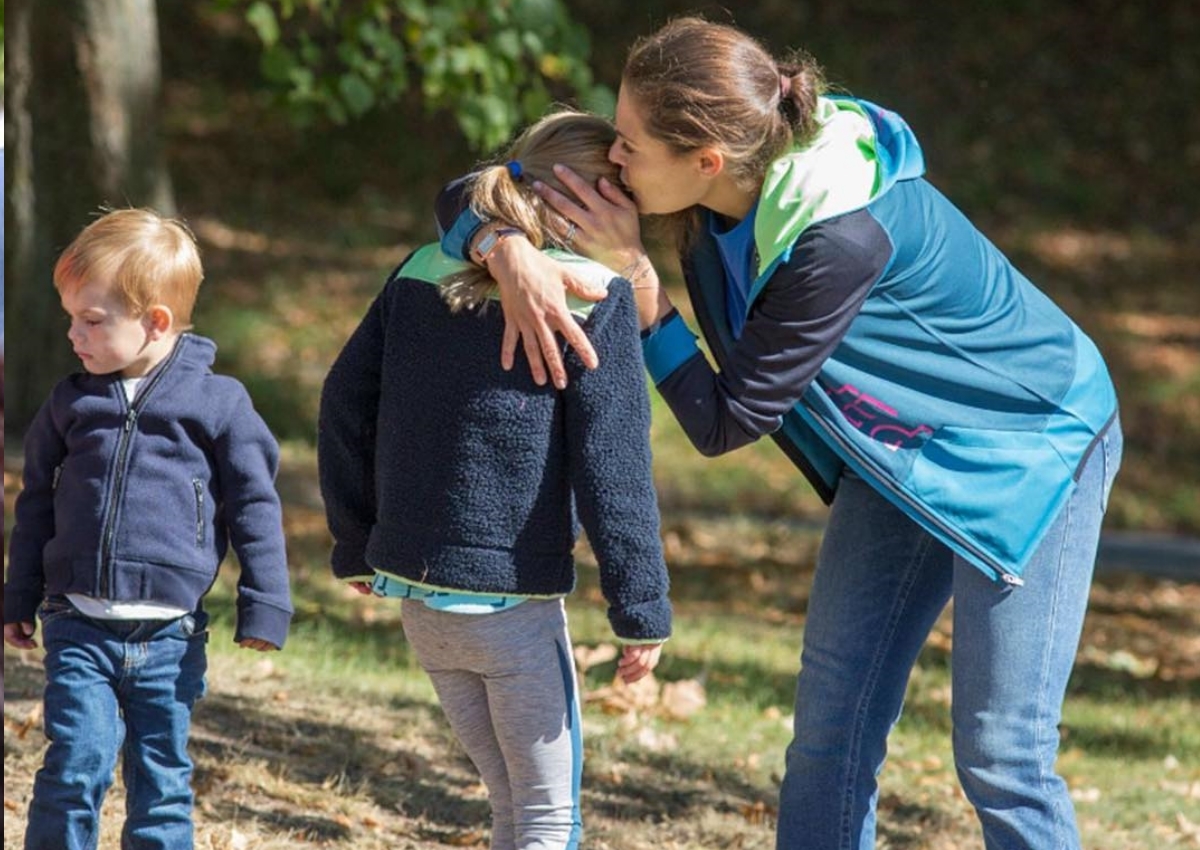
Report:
66,376,192,622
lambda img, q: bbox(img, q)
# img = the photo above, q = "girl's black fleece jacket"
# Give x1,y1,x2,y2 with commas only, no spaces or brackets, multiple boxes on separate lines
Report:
317,246,672,643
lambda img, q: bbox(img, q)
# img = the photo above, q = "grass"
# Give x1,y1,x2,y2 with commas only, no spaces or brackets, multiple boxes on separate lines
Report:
6,478,1198,848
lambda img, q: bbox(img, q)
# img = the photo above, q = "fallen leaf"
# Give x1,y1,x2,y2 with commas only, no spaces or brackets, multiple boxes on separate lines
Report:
661,678,707,720
446,829,488,846
16,703,43,740
574,643,618,674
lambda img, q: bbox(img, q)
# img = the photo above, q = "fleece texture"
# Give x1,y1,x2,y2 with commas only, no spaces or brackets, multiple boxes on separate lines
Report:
318,246,671,642
5,334,293,648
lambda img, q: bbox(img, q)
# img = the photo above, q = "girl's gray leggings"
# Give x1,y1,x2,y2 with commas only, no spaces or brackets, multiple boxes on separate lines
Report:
400,598,583,850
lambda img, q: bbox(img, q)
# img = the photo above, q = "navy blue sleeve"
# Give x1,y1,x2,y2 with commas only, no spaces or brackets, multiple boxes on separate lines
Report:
563,282,672,643
3,392,67,624
318,282,389,580
657,210,890,456
214,382,294,648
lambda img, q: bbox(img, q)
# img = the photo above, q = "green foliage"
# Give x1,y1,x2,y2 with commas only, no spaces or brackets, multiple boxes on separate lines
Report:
223,0,613,152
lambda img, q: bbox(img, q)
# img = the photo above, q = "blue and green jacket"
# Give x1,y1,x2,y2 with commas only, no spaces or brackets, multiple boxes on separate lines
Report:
439,99,1119,584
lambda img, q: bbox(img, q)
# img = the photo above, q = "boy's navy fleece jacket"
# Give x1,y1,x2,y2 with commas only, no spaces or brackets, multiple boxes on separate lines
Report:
4,334,293,648
317,244,672,642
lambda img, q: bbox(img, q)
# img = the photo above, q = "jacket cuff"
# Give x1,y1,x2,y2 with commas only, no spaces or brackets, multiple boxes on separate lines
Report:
441,208,487,263
642,311,701,384
608,597,673,643
234,601,293,650
3,591,42,625
331,541,370,580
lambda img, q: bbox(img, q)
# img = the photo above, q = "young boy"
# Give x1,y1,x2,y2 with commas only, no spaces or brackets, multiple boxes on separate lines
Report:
3,208,293,850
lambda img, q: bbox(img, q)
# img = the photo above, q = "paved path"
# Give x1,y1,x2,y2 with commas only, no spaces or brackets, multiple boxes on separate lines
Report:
1096,530,1200,582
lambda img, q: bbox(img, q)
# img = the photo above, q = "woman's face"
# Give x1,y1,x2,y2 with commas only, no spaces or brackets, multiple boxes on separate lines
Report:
609,87,711,216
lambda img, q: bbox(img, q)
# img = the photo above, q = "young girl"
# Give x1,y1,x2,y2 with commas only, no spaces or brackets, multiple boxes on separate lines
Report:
317,111,671,850
438,18,1121,850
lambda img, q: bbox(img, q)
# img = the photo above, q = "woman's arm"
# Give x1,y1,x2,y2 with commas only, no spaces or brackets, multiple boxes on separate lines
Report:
435,178,605,389
434,168,676,387
533,167,675,332
651,216,887,456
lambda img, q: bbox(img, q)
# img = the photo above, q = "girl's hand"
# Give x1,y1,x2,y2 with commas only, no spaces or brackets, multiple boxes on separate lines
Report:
237,637,279,652
484,236,605,389
534,166,646,274
347,581,374,595
617,642,663,684
4,621,38,650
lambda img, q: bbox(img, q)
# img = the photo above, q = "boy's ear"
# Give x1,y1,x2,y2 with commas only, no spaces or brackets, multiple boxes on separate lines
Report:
145,305,175,338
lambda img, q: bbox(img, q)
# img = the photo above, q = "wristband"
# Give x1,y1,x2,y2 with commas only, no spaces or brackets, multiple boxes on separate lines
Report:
472,226,525,266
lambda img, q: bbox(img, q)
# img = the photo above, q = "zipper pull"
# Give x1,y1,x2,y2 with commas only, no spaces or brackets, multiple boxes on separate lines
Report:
124,409,138,432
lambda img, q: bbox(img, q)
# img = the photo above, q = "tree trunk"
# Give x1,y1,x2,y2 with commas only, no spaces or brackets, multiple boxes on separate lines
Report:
4,0,174,436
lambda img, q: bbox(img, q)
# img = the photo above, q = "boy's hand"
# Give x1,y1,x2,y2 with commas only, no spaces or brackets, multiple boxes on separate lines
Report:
4,621,39,650
617,643,663,684
237,637,279,652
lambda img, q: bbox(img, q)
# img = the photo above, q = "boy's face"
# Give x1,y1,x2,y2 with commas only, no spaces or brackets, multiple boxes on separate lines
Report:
61,279,158,378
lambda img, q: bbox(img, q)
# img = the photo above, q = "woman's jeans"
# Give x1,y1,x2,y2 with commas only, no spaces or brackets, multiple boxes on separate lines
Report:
778,421,1122,850
25,604,209,850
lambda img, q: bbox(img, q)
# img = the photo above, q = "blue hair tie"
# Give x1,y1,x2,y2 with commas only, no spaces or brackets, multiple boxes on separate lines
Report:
506,160,523,181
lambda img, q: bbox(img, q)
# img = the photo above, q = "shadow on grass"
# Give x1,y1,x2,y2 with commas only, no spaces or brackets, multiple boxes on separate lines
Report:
4,654,45,702
190,688,488,840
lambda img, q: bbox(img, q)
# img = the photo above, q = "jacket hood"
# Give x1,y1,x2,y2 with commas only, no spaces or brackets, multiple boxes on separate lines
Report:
755,96,926,275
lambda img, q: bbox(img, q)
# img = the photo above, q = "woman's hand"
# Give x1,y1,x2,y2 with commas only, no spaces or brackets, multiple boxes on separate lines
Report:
535,166,646,273
484,236,606,389
536,166,674,330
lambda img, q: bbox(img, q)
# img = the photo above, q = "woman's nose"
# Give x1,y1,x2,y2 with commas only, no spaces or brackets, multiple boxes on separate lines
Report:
608,140,625,166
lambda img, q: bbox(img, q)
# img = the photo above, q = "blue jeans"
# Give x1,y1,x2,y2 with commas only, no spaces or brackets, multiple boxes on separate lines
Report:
778,421,1122,850
25,603,209,850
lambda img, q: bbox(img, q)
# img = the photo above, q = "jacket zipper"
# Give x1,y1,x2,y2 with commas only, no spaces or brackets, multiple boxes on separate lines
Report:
193,479,205,546
806,411,1025,586
97,341,186,597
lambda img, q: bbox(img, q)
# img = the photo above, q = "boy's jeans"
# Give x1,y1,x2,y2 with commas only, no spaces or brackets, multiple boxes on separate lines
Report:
778,421,1122,850
25,604,209,850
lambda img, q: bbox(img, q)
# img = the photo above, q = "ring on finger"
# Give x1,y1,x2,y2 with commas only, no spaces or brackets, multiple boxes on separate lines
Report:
564,222,577,248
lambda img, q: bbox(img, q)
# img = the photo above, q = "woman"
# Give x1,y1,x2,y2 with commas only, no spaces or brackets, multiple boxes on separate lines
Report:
438,18,1121,850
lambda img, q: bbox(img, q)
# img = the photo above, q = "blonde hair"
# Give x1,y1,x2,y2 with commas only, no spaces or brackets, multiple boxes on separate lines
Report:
54,208,204,329
440,110,620,312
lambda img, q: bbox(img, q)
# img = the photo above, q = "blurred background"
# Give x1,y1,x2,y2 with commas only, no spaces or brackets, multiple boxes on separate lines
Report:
5,0,1198,535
